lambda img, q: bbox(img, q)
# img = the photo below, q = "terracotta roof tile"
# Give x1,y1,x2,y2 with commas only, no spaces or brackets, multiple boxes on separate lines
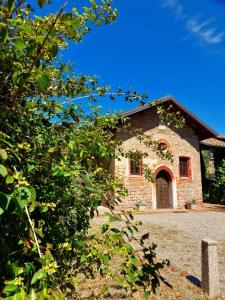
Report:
200,137,225,148
217,135,225,141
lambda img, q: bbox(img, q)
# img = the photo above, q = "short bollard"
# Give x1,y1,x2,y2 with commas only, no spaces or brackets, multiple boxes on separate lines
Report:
202,239,220,297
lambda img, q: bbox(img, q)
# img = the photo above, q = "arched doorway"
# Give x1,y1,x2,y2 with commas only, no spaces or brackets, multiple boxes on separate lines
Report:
156,170,171,209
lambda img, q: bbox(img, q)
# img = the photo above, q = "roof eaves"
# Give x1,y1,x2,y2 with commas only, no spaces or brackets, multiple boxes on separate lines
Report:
122,95,173,118
200,138,225,148
169,98,218,137
121,95,218,138
217,135,225,141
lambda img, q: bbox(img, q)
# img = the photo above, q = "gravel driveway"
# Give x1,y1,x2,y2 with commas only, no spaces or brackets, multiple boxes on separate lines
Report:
134,211,225,298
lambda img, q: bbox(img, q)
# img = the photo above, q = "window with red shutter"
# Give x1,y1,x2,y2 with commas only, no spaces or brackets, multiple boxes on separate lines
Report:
130,159,142,175
179,157,191,178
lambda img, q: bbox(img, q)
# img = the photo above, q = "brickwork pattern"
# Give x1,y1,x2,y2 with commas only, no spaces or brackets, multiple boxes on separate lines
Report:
114,108,203,209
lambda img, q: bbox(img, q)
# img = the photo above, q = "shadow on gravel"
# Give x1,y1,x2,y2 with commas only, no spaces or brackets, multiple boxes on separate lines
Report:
186,275,201,288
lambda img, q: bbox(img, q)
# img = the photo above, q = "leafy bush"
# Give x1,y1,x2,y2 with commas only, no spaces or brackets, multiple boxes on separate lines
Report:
211,159,225,204
201,149,225,204
0,0,171,298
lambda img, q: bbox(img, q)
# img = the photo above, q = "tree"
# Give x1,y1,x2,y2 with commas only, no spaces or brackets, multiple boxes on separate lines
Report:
211,159,225,204
201,148,225,204
0,1,170,298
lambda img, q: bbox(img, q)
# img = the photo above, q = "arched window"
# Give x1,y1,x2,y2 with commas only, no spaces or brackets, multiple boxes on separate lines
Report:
158,142,168,151
157,140,169,151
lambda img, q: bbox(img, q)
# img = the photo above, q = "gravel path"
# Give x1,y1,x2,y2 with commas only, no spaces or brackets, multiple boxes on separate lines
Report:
89,211,225,299
134,211,225,298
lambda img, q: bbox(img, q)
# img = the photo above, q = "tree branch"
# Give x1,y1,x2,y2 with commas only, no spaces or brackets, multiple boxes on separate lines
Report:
12,1,68,104
62,92,141,105
25,205,42,258
0,2,68,127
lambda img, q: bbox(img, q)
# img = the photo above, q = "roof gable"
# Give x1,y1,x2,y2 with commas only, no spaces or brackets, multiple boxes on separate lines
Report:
122,95,218,140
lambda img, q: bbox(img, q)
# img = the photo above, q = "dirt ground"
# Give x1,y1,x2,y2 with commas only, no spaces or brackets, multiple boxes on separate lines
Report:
135,211,225,299
77,210,225,300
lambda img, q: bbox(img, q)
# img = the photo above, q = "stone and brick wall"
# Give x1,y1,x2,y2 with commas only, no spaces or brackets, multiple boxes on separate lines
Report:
113,107,203,209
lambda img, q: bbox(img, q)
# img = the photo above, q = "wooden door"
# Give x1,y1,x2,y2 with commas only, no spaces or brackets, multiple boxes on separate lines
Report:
156,171,170,209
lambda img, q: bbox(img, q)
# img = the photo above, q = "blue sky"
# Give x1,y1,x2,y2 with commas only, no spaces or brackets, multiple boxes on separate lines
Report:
36,0,225,134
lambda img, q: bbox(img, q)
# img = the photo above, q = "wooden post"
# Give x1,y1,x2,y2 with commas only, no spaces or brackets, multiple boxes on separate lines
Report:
202,239,220,297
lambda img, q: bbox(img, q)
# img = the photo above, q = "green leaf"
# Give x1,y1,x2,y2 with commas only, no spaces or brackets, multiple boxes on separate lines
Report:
48,289,65,300
39,74,49,90
130,256,138,266
6,176,14,184
34,228,43,238
102,254,110,265
63,171,71,177
16,287,27,299
0,164,8,177
76,239,85,248
31,268,46,285
0,26,7,42
14,186,35,218
105,212,121,222
40,205,48,213
12,72,20,84
128,269,136,282
25,262,35,278
68,141,75,149
80,254,87,263
110,228,120,233
96,19,102,26
29,186,36,204
144,291,149,300
101,223,109,233
80,149,84,158
6,0,14,12
91,248,97,255
0,149,7,160
61,13,72,21
128,212,134,220
3,284,18,293
37,0,47,8
29,289,36,300
15,40,25,54
141,233,149,240
11,263,24,277
50,45,58,57
0,192,11,214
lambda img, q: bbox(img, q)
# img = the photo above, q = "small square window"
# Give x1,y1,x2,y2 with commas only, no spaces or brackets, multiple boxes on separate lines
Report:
179,157,191,178
130,159,142,175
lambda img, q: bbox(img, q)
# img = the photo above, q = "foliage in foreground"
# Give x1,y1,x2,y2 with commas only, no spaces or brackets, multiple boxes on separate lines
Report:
208,159,225,204
201,149,225,204
0,0,172,298
213,159,225,203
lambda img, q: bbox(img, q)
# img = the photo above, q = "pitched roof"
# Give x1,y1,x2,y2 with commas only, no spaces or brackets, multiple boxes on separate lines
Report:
200,136,225,148
217,135,225,141
122,95,218,139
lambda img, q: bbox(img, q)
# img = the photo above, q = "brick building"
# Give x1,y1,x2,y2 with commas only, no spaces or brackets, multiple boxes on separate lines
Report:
112,96,219,209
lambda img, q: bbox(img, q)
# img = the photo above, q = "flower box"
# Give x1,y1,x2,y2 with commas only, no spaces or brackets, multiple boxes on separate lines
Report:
138,203,146,212
186,202,197,210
